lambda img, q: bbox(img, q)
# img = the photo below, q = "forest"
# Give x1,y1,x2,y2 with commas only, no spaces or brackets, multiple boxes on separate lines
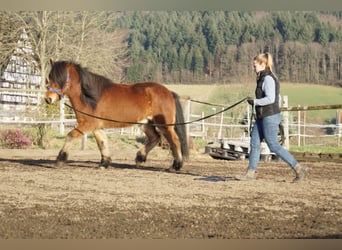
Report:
1,11,342,86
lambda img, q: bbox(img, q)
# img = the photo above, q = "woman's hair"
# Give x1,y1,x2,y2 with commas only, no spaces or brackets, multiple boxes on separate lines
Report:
254,52,274,73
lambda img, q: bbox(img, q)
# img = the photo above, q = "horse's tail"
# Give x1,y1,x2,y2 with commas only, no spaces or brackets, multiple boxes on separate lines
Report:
172,92,189,160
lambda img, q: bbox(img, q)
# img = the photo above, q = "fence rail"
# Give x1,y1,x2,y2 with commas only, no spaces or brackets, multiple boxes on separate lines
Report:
187,96,342,148
1,93,341,149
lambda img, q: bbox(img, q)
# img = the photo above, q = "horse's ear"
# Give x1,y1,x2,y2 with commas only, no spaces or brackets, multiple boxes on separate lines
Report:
50,59,54,65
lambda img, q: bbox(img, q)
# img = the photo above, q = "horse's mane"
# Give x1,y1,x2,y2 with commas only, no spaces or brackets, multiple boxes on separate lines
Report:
50,61,113,109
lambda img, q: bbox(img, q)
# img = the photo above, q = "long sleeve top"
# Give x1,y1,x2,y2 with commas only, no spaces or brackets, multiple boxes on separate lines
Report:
254,75,276,106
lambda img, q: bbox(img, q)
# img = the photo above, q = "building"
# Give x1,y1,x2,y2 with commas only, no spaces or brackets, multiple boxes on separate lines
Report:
0,29,42,120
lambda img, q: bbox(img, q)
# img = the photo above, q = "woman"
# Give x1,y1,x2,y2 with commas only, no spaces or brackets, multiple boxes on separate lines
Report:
235,53,307,182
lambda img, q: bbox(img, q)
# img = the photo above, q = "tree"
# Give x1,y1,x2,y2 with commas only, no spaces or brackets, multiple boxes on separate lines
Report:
57,11,128,81
315,26,329,45
191,47,204,75
0,12,24,75
1,11,128,87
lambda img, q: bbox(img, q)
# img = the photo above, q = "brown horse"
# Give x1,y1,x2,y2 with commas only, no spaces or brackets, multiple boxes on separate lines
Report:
45,60,188,170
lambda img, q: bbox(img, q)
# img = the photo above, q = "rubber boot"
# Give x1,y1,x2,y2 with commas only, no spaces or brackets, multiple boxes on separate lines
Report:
235,169,256,181
292,164,308,182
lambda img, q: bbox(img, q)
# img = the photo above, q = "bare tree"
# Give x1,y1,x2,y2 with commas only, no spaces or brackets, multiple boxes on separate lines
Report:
0,12,28,75
1,11,129,88
65,11,129,81
2,11,57,88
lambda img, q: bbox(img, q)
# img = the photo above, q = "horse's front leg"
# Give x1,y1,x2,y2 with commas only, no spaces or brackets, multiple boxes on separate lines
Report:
93,129,111,168
56,128,83,167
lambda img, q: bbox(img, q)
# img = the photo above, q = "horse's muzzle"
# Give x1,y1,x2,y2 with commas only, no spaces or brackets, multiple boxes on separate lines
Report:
45,97,53,104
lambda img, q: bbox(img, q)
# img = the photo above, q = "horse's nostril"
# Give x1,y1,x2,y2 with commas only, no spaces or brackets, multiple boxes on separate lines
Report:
45,97,52,104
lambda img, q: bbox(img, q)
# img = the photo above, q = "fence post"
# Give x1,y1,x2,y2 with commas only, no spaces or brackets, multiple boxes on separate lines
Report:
337,110,342,147
218,107,224,140
201,112,205,140
282,96,290,150
303,110,306,146
297,107,301,146
185,98,191,146
59,98,65,135
338,124,341,148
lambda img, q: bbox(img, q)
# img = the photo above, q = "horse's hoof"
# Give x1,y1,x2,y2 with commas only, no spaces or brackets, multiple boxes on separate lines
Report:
57,151,68,162
135,152,146,165
172,160,183,171
100,156,111,168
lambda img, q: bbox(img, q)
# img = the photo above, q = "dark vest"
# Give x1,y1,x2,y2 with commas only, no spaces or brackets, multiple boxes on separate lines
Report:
255,70,280,119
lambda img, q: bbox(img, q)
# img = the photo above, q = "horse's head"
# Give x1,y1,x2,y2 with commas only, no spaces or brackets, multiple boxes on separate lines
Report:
45,59,107,109
45,59,71,104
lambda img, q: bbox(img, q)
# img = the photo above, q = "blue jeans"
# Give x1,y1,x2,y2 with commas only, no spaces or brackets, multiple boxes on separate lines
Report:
248,113,298,170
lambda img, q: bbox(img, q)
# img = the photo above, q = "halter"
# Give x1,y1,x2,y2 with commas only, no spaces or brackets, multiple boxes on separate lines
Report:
47,86,63,99
47,71,69,99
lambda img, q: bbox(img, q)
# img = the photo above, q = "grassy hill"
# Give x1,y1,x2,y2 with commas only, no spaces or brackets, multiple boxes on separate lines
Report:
167,83,342,123
281,83,342,123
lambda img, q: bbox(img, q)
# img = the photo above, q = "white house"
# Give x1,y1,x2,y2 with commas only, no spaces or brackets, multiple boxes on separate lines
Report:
0,29,42,119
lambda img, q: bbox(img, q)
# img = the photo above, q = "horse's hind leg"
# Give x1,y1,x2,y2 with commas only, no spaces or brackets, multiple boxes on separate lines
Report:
93,129,111,168
135,123,161,167
56,128,83,167
159,126,183,171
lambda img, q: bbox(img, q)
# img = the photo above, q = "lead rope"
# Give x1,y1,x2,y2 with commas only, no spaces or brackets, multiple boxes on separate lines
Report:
63,97,247,127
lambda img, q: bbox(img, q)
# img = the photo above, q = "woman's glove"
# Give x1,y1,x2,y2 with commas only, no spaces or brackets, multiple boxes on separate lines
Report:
247,97,254,105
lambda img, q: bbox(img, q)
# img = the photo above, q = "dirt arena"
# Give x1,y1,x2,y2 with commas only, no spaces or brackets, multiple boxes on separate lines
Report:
0,148,341,239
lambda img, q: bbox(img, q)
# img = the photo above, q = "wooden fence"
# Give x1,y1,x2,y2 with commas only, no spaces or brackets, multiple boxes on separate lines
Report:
187,96,342,148
1,89,341,149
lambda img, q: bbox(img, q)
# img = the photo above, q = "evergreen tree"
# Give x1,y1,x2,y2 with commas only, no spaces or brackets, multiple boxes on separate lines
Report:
115,10,342,84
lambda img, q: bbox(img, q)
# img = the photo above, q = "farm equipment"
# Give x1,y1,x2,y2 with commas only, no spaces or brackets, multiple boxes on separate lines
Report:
205,137,279,162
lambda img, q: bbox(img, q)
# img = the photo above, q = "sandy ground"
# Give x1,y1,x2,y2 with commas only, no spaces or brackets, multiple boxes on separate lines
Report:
0,148,341,239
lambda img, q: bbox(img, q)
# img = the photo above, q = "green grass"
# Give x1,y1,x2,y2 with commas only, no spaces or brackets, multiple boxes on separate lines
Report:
166,84,217,102
281,83,342,122
167,83,342,123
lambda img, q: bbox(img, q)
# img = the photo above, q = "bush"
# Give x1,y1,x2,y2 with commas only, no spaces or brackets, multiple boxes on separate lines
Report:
1,129,32,149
